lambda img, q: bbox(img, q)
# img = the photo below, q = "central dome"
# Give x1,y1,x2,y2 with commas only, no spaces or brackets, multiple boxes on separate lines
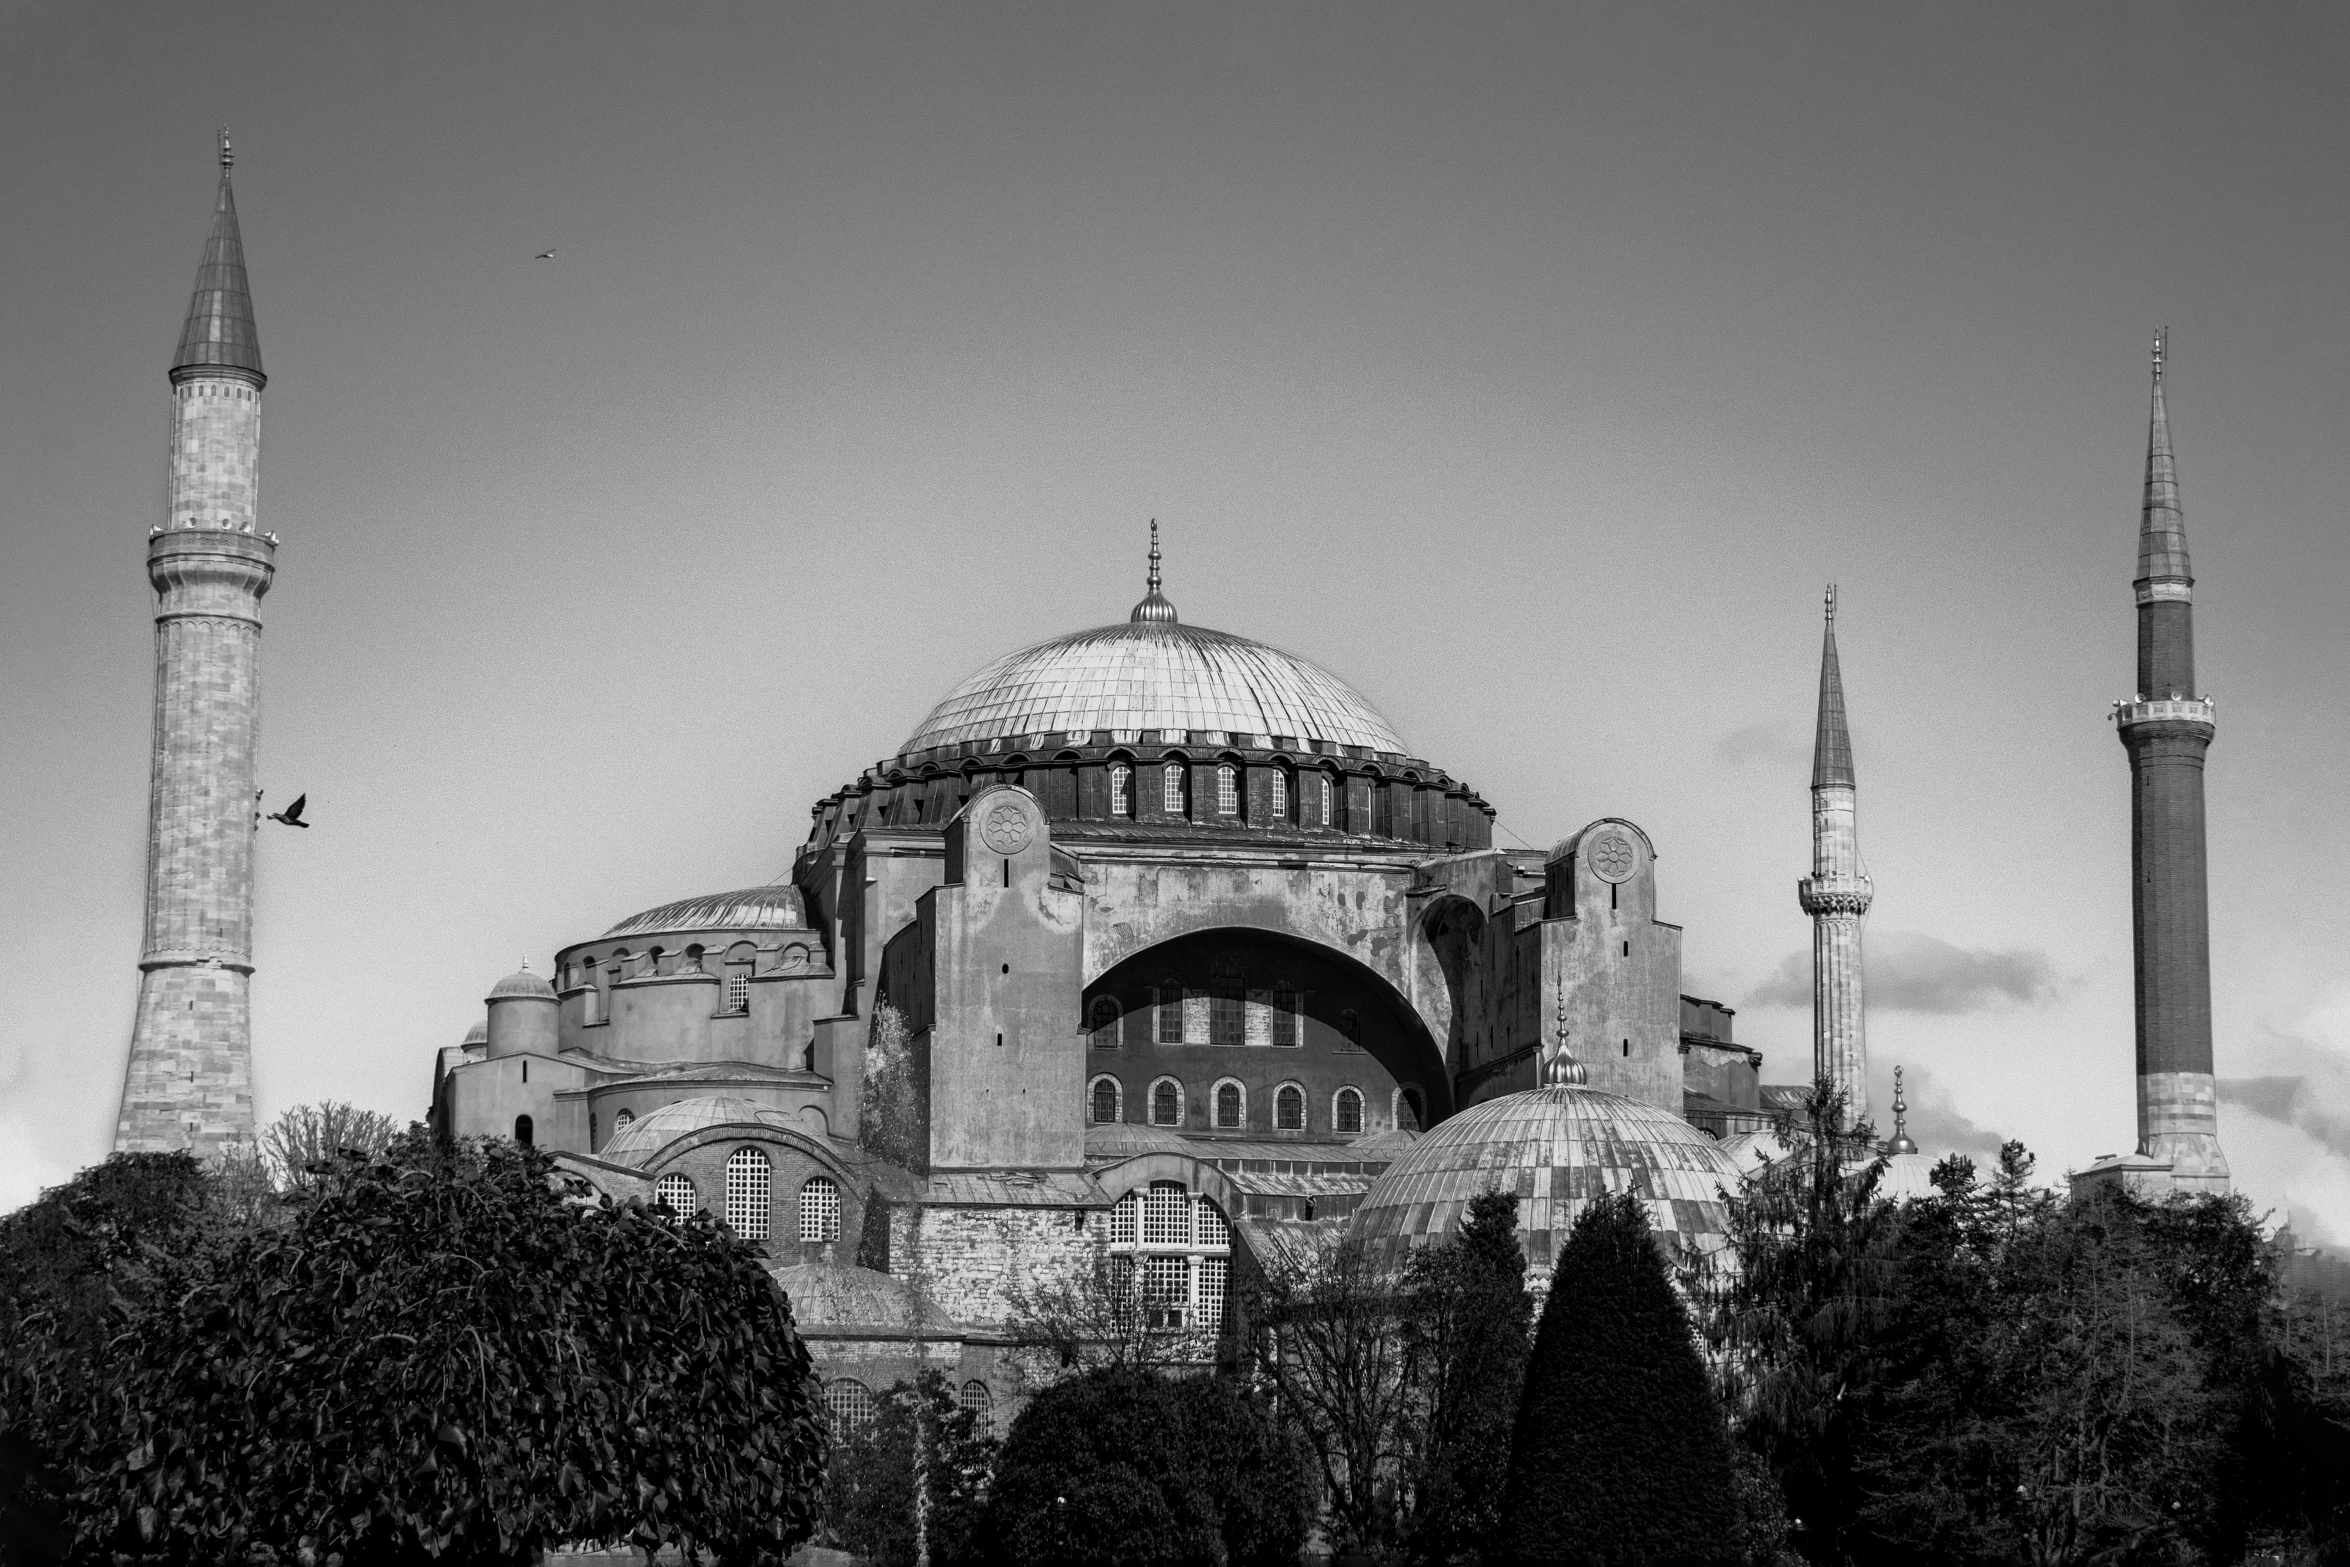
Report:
904,619,1407,757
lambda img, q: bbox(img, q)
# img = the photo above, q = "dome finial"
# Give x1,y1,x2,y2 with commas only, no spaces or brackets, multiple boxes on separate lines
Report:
1129,518,1179,624
1886,1064,1918,1155
219,126,233,173
1546,973,1587,1086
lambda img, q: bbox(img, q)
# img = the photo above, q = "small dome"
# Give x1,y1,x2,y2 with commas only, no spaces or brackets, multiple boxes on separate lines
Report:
603,885,806,939
1084,1122,1199,1162
1876,1151,1941,1204
486,966,556,1002
599,1095,800,1167
769,1261,962,1336
1349,1084,1744,1281
461,1022,488,1047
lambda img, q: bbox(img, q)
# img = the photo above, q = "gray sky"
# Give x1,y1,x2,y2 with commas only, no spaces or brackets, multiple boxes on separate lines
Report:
4,3,2346,1239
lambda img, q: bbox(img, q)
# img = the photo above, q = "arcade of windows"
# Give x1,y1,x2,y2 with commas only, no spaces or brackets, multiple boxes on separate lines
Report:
662,1152,845,1246
1088,981,1305,1049
1088,1072,1367,1136
825,1378,994,1440
1108,1182,1231,1335
1089,757,1346,828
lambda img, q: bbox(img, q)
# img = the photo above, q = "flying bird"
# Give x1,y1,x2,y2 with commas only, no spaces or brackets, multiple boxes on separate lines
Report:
534,248,557,260
266,793,311,829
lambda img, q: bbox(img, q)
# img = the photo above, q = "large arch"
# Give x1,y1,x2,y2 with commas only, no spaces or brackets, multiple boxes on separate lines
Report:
1081,925,1454,1126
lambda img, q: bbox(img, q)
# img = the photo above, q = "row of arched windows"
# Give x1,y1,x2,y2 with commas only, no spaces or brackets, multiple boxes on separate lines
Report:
1100,759,1342,827
652,1152,843,1244
1088,1075,1381,1135
568,941,804,1024
825,1378,993,1439
1087,985,1312,1048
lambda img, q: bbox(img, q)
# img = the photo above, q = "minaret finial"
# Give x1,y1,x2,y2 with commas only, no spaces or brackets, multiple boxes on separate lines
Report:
1148,519,1161,594
2152,326,2165,383
1825,582,1836,624
1886,1065,1918,1154
1128,518,1179,623
1546,972,1587,1086
219,127,234,173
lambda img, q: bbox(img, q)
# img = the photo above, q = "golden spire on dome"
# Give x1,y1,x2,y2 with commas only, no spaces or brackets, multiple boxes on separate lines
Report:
1546,973,1587,1086
1887,1064,1918,1155
1129,519,1179,624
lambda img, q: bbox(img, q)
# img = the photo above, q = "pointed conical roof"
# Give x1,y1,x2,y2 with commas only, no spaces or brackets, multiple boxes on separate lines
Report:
172,148,263,380
2136,330,2188,587
1811,585,1855,790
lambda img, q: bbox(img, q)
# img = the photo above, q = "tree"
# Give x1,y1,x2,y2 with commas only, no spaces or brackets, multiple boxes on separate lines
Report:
982,1368,1312,1567
825,1371,996,1567
860,1003,927,1171
259,1100,400,1190
1006,1249,1223,1376
1399,1188,1532,1565
1500,1192,1739,1566
16,1132,828,1565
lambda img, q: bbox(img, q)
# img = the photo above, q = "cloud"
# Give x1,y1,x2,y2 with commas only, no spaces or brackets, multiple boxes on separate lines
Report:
1715,720,1811,771
2220,1038,2350,1164
1747,931,2068,1014
1887,1065,2010,1161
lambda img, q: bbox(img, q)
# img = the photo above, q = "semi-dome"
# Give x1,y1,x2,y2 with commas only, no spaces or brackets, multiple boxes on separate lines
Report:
1349,1083,1745,1280
598,1094,801,1166
602,885,806,939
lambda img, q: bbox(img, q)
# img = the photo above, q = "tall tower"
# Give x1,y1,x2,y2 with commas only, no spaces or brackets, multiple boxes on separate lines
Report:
2114,331,2228,1192
1798,586,1872,1122
113,135,276,1157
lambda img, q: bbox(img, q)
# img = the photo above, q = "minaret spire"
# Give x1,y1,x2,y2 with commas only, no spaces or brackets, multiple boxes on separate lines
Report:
1129,518,1178,624
1799,584,1872,1123
1885,1065,1918,1155
172,129,264,383
2106,329,2228,1193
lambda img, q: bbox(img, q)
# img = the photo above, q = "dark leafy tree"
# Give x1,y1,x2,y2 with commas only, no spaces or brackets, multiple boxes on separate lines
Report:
1501,1192,1739,1566
1400,1187,1532,1565
13,1132,827,1565
983,1367,1312,1567
824,1370,996,1567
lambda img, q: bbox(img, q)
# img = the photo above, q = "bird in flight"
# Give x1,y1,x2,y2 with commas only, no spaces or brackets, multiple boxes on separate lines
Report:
534,248,557,260
266,793,311,829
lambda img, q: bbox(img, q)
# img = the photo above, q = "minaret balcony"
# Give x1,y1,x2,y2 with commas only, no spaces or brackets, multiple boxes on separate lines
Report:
2112,696,2214,731
1797,876,1873,916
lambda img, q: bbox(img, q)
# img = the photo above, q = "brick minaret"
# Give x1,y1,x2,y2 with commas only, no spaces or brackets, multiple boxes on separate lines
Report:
1798,585,1872,1123
2115,332,2229,1191
113,135,276,1157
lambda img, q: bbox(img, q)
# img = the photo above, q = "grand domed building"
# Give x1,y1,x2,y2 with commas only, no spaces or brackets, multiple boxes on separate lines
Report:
429,539,1772,1424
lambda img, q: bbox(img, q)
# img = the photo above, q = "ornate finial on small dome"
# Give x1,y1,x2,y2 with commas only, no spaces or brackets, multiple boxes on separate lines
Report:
1129,519,1179,624
219,127,234,173
2152,326,2166,383
1546,973,1587,1087
1886,1064,1918,1155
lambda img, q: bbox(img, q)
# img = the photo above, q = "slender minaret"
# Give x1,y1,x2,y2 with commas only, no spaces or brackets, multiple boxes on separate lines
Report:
2115,331,2228,1191
114,134,276,1157
1798,585,1872,1123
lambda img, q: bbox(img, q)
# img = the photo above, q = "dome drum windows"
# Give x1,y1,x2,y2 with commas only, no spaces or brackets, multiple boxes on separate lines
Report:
1162,762,1187,817
1215,763,1239,817
1109,762,1133,818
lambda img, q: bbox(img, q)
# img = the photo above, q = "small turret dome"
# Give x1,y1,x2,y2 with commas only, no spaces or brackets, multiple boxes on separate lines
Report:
1349,1083,1743,1282
486,965,557,1003
461,1022,488,1047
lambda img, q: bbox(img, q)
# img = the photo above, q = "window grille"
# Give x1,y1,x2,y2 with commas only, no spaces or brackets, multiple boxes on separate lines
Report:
825,1379,876,1437
1163,763,1185,814
1110,1191,1140,1246
724,1147,771,1240
656,1173,695,1214
1209,981,1243,1047
1270,986,1300,1047
958,1380,994,1437
1276,1084,1305,1130
1110,764,1133,818
615,1108,635,1132
1318,775,1333,826
725,972,751,1013
1271,769,1288,820
1197,1256,1229,1331
1091,1077,1121,1124
1215,1082,1244,1129
1150,1080,1182,1126
1156,989,1184,1045
798,1176,841,1243
1089,996,1122,1039
1143,1183,1190,1246
1107,1254,1137,1331
1335,1087,1363,1135
1195,1197,1231,1249
1142,1255,1189,1329
1216,764,1238,815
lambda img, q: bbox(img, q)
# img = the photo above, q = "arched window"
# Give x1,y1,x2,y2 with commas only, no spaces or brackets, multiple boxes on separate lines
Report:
1271,767,1290,821
1317,773,1335,828
1105,1181,1232,1340
1215,764,1239,816
959,1380,994,1437
655,1173,695,1214
1213,1079,1245,1130
614,1108,635,1133
512,1115,534,1147
1275,1083,1306,1131
799,1176,841,1243
1163,762,1186,815
1270,985,1301,1047
724,1147,771,1240
1088,995,1122,1042
1150,1078,1183,1127
824,1379,876,1437
1110,763,1133,818
724,942,755,1014
1334,1086,1363,1135
1209,965,1244,1047
1090,1075,1123,1124
1395,1086,1424,1132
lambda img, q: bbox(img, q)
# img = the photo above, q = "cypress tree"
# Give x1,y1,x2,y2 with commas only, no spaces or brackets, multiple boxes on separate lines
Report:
1500,1192,1739,1567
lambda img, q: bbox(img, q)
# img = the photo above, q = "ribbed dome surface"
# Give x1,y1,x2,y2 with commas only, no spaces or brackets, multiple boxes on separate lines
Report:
602,886,805,939
1349,1085,1744,1277
902,621,1408,756
486,968,556,1002
599,1095,799,1167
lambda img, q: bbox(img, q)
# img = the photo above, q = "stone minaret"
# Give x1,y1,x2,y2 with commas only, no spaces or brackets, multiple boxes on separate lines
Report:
113,135,276,1157
1798,585,1872,1123
2115,331,2229,1191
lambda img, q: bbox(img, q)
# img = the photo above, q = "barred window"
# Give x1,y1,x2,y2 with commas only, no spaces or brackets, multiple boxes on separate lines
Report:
1270,986,1301,1047
1275,1083,1305,1130
1110,1190,1140,1246
1197,1256,1229,1331
1156,985,1185,1045
1089,995,1122,1041
1209,981,1243,1047
725,972,751,1013
656,1173,696,1214
1150,1079,1182,1126
825,1379,876,1437
615,1108,635,1133
1271,768,1289,820
1110,763,1133,818
798,1176,841,1243
1091,1076,1122,1124
1143,1182,1191,1247
1143,1255,1188,1328
1335,1086,1363,1135
958,1380,994,1437
724,1147,771,1240
1216,764,1238,816
1163,762,1185,814
1317,774,1334,827
1214,1081,1244,1129
1194,1196,1230,1248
